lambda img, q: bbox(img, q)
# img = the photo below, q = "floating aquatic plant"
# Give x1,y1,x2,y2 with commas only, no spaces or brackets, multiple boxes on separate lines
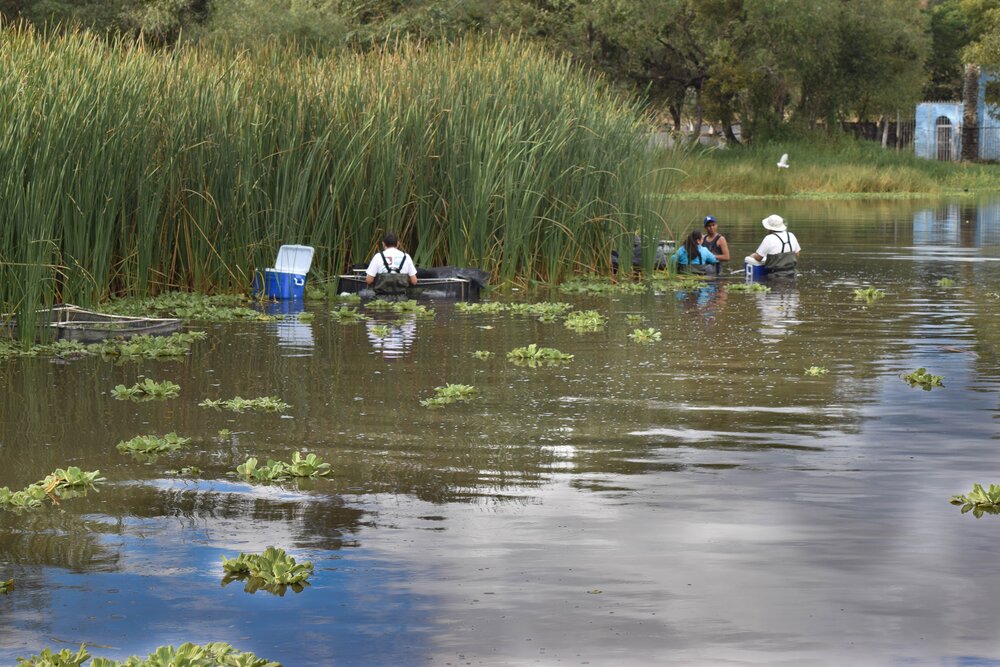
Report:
902,368,943,390
625,314,643,325
16,642,279,667
111,378,180,401
364,299,397,311
330,306,368,323
336,293,362,304
471,350,494,360
368,324,392,338
508,302,573,321
455,301,508,315
222,546,314,595
951,483,1000,517
0,332,206,362
564,310,607,331
165,466,202,477
560,277,645,295
628,328,662,343
804,366,829,376
199,396,291,413
0,578,12,594
937,278,956,287
102,292,270,323
420,383,478,408
726,282,771,293
218,428,231,438
387,300,434,318
116,433,191,455
236,453,331,482
651,275,709,292
854,286,885,302
1,467,104,511
297,312,315,322
506,343,573,367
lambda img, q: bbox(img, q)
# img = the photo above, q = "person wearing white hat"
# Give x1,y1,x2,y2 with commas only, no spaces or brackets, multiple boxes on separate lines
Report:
744,214,801,276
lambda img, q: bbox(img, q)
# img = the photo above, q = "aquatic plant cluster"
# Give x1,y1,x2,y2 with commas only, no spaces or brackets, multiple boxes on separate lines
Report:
199,396,291,413
15,642,279,666
0,26,666,334
0,332,206,361
222,546,314,594
420,384,479,408
236,454,331,482
103,292,272,322
0,467,104,510
951,484,1000,517
111,379,181,401
116,433,192,456
902,368,944,390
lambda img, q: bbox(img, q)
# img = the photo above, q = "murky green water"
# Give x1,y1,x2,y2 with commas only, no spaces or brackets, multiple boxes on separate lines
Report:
3,196,1000,666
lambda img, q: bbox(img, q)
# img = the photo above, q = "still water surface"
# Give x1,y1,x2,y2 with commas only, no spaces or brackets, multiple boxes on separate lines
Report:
2,197,1000,666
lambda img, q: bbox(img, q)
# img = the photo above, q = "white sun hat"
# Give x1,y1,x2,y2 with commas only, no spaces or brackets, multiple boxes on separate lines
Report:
762,214,786,232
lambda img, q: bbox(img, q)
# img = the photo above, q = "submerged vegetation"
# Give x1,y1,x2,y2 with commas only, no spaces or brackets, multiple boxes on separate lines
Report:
222,546,314,595
199,396,291,413
902,368,944,390
15,642,278,667
951,484,1000,517
0,25,667,335
420,384,478,408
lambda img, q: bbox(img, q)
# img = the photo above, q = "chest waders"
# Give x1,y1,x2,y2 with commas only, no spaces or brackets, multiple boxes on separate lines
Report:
763,232,797,276
373,252,411,296
678,248,707,275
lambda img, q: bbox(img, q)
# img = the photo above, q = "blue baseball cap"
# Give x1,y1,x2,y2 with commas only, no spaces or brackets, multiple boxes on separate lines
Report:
703,215,717,225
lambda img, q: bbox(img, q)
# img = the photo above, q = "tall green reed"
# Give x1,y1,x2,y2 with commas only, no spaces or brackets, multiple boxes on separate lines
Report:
0,24,673,333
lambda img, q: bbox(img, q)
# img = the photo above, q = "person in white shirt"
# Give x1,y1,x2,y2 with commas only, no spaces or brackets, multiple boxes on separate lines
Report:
365,233,418,295
745,214,801,276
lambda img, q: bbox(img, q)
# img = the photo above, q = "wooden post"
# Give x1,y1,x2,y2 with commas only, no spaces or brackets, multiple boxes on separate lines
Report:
961,64,980,162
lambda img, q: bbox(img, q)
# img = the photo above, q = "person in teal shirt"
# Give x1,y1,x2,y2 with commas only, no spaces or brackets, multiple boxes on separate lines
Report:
671,230,719,275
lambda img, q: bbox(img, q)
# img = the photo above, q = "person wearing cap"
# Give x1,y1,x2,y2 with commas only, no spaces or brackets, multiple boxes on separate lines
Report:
745,214,801,276
702,215,729,275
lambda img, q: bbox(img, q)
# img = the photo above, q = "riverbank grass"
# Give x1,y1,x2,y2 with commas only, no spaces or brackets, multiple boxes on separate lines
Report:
667,139,1000,198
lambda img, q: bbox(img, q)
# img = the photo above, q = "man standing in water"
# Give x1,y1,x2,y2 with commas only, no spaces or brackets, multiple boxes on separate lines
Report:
745,214,801,277
365,232,418,296
702,215,730,275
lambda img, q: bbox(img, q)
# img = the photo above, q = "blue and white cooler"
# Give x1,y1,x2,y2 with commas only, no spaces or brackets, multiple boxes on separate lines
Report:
744,261,767,282
253,244,315,300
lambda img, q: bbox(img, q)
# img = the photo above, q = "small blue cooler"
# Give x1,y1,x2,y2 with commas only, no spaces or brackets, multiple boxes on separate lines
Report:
253,244,315,300
744,262,767,281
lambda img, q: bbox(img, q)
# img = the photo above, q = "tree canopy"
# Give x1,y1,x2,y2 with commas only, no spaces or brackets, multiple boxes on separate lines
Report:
4,0,999,140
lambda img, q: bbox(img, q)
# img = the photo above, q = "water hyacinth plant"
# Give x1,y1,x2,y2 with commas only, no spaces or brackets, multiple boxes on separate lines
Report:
628,328,662,343
420,384,478,408
937,278,956,287
0,27,668,335
1,467,105,511
16,642,279,667
804,366,829,376
199,396,291,413
625,314,643,325
950,483,1000,517
0,578,12,594
103,292,269,323
222,546,314,595
564,310,607,331
111,378,180,401
368,324,393,338
726,282,771,293
330,306,368,323
116,433,191,455
507,302,574,321
0,332,206,362
506,344,574,367
455,302,508,315
471,350,494,360
854,287,885,302
902,368,944,390
236,453,331,482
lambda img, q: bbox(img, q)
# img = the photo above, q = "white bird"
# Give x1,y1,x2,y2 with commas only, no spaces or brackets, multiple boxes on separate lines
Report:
777,153,790,169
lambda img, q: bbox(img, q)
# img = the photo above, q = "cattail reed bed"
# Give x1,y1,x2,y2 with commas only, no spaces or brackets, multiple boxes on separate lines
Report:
0,25,669,335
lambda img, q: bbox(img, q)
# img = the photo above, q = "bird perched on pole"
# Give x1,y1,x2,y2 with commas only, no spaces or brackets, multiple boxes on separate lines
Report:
777,153,790,168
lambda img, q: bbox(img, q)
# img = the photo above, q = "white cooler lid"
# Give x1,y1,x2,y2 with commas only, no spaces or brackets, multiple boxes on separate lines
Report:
273,244,314,274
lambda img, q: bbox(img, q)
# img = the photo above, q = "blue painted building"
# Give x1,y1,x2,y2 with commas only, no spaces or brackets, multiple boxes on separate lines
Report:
915,71,999,161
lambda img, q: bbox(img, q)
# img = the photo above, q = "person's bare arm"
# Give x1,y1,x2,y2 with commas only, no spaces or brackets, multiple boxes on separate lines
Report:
366,274,375,285
751,252,764,262
716,236,731,262
409,274,418,285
